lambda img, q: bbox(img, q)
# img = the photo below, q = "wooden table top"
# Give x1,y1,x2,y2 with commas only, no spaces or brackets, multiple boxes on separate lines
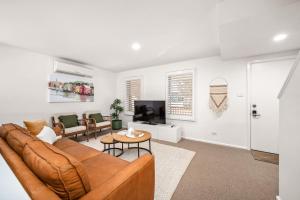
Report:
100,134,114,144
112,130,151,143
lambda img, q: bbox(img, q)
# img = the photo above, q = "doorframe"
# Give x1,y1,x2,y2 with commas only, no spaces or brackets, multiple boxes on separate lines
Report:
246,56,297,150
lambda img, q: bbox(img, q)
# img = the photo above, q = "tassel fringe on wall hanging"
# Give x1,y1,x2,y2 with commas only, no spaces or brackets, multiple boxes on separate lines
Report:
209,78,228,113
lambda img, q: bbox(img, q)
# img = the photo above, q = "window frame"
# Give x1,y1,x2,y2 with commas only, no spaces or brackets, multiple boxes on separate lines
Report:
124,76,143,116
165,69,196,121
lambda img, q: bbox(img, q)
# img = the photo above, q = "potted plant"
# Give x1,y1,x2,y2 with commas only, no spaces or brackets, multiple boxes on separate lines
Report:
110,98,124,130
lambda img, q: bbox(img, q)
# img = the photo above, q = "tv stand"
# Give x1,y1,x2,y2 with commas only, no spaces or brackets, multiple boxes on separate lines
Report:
141,121,157,125
128,122,182,143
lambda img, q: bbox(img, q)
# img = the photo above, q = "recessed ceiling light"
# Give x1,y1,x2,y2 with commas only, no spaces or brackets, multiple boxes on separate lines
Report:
131,42,141,51
273,33,288,42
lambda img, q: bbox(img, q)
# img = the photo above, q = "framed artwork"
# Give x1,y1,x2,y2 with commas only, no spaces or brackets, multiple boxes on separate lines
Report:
48,73,94,103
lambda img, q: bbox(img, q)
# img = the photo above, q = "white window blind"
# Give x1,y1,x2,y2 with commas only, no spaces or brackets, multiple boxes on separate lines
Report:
167,71,194,120
125,79,141,112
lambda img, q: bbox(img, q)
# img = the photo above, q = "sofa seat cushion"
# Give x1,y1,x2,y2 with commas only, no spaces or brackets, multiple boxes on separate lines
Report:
23,140,91,200
65,126,86,134
54,139,100,162
96,121,111,128
81,153,129,189
53,138,79,150
6,129,35,156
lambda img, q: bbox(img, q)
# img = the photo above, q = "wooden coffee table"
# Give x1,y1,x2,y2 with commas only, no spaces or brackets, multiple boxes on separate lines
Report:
112,130,152,157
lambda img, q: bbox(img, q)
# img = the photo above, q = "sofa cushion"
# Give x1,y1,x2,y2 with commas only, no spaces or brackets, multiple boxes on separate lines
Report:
23,140,91,200
24,120,48,135
53,139,100,162
58,115,79,128
6,129,35,156
89,113,104,123
1,123,30,139
0,126,8,139
81,153,129,189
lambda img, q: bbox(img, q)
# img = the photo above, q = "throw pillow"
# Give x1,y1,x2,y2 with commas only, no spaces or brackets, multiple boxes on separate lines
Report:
24,120,48,135
58,115,79,128
89,113,104,123
37,126,62,144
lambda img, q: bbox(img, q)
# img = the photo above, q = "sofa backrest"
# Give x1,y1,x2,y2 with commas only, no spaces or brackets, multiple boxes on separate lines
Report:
0,124,91,200
23,140,91,200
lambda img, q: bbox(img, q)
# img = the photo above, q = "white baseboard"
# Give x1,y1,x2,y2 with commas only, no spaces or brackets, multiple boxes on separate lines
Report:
276,195,281,200
182,136,249,150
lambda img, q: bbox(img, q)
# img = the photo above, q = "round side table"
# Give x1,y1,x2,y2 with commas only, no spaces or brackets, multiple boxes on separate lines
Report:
100,134,123,157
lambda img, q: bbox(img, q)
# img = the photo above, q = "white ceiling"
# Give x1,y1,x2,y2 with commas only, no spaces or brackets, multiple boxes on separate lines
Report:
218,0,300,59
0,0,299,71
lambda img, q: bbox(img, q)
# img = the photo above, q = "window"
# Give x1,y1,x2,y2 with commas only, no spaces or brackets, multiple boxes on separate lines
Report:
166,70,195,120
125,79,141,113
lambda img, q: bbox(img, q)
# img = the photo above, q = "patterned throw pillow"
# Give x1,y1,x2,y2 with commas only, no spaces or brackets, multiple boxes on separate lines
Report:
89,113,104,123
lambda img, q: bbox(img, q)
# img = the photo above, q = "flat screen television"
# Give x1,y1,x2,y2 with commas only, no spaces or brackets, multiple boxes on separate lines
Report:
133,100,166,125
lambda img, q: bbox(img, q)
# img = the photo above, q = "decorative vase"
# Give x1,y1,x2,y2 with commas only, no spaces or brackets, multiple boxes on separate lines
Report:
112,119,122,130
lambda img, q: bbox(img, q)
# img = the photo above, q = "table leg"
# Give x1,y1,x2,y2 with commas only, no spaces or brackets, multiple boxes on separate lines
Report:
122,143,123,150
138,143,140,157
113,143,115,156
108,144,111,154
149,140,152,153
103,144,106,152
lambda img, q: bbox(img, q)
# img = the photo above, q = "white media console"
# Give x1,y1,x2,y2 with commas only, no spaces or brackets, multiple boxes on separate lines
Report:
128,122,182,143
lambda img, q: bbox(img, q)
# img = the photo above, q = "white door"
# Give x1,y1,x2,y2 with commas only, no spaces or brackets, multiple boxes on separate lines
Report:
250,59,294,154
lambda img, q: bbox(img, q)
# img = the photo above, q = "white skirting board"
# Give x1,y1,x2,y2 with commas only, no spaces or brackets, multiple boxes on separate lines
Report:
182,136,249,150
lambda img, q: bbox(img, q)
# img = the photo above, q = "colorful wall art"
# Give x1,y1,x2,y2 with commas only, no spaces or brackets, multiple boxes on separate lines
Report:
48,73,94,103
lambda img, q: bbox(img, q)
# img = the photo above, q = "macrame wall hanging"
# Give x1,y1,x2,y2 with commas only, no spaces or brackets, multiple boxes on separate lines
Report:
209,78,228,113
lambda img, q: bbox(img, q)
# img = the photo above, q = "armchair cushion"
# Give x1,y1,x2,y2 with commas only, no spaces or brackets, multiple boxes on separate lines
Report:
58,115,79,128
96,121,111,128
89,113,103,123
65,126,86,134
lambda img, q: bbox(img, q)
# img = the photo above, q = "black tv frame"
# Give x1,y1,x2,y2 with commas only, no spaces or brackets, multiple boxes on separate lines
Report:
133,100,166,125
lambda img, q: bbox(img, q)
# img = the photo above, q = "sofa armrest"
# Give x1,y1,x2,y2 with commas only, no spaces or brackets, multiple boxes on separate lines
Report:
80,154,155,200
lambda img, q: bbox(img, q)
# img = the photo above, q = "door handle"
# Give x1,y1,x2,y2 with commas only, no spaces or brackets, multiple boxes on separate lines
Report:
252,110,261,118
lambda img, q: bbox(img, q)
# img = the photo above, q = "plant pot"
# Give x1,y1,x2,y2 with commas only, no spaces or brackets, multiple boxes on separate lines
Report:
112,120,122,130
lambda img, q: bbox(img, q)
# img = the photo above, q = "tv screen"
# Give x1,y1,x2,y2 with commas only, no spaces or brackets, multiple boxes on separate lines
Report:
133,100,166,124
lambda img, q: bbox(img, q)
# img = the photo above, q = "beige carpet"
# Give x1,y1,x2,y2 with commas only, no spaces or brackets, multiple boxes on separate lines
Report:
155,139,279,200
80,137,195,200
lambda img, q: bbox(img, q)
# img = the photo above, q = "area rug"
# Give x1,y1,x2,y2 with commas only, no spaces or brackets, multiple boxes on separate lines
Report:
80,137,195,200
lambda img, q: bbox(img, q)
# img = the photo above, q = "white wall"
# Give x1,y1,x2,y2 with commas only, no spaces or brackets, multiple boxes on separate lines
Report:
117,57,249,149
0,44,116,125
278,52,300,200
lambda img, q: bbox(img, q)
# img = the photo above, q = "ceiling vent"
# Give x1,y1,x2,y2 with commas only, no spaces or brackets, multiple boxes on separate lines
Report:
54,60,93,78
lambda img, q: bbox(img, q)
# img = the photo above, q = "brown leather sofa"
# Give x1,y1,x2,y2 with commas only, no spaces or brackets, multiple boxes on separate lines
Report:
0,124,155,200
